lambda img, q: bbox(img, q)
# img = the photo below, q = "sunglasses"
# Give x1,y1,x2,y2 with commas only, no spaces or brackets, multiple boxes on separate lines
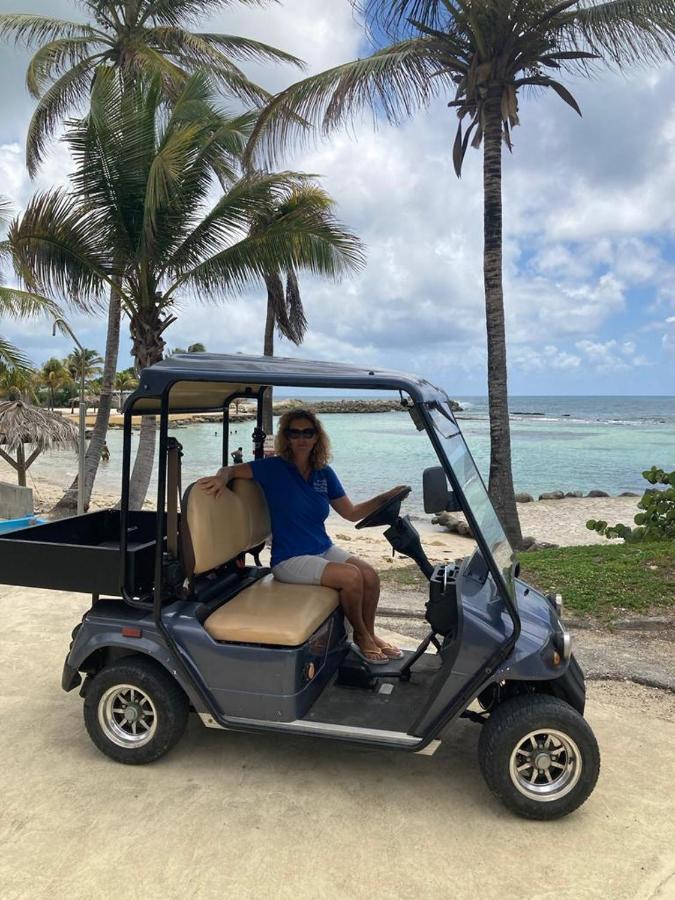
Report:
285,427,317,439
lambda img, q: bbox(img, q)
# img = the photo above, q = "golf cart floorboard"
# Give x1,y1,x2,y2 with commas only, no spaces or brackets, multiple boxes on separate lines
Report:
304,653,442,733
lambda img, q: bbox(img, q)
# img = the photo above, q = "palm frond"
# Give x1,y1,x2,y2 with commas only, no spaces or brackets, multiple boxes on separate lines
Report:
572,0,675,66
0,14,97,47
245,38,453,168
280,269,306,344
25,56,101,177
0,337,31,372
168,172,314,274
8,189,112,311
0,285,63,321
195,32,304,67
26,35,108,98
139,0,274,29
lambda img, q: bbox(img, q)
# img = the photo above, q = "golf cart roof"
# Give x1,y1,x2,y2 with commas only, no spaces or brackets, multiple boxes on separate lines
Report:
127,353,449,414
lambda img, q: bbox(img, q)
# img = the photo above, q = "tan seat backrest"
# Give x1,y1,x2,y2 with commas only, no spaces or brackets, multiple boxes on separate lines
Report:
232,479,271,547
181,478,271,578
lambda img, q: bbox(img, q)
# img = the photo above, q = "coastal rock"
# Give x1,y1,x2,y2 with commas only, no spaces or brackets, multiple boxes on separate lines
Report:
516,492,534,503
564,491,583,498
431,512,473,537
521,536,559,551
538,491,565,500
586,490,610,498
619,492,640,497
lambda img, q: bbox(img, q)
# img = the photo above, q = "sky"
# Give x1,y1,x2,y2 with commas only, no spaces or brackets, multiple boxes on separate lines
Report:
1,0,674,397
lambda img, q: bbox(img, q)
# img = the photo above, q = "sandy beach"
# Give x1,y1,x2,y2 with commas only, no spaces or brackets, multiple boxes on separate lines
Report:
0,457,643,564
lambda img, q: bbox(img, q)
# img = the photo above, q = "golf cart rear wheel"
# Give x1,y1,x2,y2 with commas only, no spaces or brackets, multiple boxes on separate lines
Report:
83,656,189,765
478,694,600,820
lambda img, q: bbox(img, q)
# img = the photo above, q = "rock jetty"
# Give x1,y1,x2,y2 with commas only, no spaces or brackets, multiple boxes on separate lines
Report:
272,398,463,415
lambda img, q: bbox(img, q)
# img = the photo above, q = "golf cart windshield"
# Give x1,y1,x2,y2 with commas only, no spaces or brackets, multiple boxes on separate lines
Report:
426,401,516,603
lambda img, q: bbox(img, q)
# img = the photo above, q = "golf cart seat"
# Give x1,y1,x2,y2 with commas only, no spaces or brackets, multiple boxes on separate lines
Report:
181,478,341,646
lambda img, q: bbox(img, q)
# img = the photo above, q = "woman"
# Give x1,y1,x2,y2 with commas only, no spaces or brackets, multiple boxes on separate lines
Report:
198,409,408,664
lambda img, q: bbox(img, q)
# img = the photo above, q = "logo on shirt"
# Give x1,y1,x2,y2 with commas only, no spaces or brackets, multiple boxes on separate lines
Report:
313,476,328,495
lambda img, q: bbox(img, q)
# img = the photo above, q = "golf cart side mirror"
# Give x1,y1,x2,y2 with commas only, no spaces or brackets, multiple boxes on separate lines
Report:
423,467,462,514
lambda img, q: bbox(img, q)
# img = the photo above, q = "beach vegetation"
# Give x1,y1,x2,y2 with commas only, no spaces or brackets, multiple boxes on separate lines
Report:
1,0,302,513
10,71,364,508
381,542,674,619
518,542,674,618
245,0,675,550
587,466,675,543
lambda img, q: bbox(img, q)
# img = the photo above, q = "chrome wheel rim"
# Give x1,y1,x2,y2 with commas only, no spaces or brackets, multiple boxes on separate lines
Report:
509,728,582,802
98,684,157,749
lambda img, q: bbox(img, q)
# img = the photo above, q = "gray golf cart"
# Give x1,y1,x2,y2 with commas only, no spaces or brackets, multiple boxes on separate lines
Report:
0,354,600,819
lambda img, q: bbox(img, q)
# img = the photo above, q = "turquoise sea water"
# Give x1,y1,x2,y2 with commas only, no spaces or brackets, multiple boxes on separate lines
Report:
17,395,674,517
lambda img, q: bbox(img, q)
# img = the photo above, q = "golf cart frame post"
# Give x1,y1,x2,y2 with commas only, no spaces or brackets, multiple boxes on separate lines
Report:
117,356,522,746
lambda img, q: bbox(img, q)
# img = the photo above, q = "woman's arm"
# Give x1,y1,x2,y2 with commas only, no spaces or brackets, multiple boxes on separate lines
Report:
331,485,410,523
197,462,253,497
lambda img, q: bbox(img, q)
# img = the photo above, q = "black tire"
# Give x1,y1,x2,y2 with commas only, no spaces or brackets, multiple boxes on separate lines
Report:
478,694,600,820
83,655,189,765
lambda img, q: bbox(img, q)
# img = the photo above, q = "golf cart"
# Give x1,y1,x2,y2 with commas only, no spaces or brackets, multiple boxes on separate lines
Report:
0,354,600,820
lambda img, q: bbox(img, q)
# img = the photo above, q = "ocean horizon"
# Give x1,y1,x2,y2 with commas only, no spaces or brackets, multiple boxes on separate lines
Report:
9,394,673,517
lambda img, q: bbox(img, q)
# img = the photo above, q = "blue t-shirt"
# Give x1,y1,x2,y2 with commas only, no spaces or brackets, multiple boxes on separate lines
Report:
249,456,346,566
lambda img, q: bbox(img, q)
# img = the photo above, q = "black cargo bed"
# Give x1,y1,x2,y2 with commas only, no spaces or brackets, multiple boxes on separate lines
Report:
0,510,161,596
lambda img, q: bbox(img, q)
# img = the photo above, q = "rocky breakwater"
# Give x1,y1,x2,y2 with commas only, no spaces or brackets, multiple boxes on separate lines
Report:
273,398,463,415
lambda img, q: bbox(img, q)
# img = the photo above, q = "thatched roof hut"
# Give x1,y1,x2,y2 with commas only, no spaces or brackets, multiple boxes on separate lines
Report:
0,400,78,486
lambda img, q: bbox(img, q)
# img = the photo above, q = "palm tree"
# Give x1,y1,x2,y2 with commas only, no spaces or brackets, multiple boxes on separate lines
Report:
0,366,39,403
244,0,675,547
1,0,303,513
254,182,361,436
66,346,103,383
0,0,303,176
11,72,365,509
38,357,72,410
114,368,138,411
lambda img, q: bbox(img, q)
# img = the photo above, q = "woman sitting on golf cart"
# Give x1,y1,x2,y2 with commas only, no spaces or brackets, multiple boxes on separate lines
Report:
198,409,407,665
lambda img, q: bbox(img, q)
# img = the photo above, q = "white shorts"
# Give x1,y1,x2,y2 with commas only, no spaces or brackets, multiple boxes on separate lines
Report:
272,545,353,585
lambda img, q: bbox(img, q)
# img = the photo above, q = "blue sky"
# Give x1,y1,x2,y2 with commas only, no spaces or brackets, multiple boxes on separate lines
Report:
1,0,674,396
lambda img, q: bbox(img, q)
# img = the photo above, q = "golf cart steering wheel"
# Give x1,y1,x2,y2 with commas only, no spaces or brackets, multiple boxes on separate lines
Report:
355,486,411,530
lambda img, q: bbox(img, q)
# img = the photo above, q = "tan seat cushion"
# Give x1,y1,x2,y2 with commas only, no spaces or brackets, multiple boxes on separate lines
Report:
184,483,250,576
232,479,271,547
204,575,340,646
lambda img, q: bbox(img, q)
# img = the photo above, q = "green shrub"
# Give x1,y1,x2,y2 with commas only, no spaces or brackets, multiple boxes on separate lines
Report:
586,466,675,542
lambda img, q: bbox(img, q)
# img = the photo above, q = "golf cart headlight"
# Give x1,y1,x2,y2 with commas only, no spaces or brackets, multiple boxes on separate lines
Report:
555,625,572,662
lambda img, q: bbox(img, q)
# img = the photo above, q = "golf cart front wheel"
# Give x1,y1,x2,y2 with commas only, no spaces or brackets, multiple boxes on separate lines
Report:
478,694,600,820
83,656,189,765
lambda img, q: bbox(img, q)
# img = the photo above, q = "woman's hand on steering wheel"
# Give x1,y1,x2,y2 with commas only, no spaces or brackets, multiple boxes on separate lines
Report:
355,485,412,529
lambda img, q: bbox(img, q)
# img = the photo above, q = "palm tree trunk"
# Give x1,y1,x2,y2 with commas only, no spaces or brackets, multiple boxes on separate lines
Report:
127,305,174,510
52,282,121,515
483,89,523,549
261,277,276,436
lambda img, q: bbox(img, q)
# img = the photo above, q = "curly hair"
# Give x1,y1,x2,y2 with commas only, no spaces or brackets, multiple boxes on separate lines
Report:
275,408,332,470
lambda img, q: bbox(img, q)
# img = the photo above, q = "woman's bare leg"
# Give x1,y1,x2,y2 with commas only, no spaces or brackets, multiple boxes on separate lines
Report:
346,556,399,653
320,561,385,658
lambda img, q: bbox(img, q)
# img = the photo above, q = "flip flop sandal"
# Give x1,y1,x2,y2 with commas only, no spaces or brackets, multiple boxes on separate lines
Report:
378,643,404,660
350,643,390,665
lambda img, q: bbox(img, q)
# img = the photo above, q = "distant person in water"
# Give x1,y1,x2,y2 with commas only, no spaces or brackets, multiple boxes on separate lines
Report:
100,441,110,463
230,446,244,464
199,409,407,665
